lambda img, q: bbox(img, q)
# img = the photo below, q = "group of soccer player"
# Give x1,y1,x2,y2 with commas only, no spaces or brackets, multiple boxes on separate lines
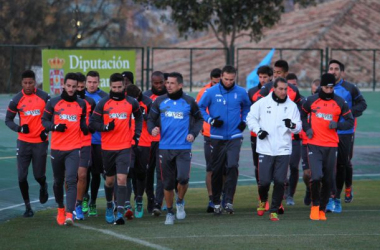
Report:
5,57,366,226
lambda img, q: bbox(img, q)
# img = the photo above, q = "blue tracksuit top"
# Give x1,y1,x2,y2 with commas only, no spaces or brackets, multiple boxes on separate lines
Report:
85,88,108,144
198,83,251,140
147,93,203,150
334,79,367,135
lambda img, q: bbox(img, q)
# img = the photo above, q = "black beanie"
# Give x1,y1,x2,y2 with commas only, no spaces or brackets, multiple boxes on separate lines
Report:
122,71,134,84
320,73,335,87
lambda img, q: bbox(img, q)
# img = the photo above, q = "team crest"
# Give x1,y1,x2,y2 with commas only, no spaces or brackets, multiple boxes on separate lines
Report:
48,56,65,95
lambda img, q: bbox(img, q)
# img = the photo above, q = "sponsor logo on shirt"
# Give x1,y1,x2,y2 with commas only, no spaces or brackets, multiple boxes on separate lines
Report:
315,112,333,121
59,114,78,122
165,111,184,119
24,109,41,116
109,112,127,119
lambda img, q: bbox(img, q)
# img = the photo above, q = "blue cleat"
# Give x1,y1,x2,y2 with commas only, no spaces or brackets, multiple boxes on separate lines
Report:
326,198,335,213
207,201,215,213
105,203,115,224
134,202,144,219
333,198,342,213
115,212,125,225
74,205,84,220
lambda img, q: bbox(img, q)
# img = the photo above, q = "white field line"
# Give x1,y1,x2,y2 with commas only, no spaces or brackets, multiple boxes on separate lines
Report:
75,223,171,250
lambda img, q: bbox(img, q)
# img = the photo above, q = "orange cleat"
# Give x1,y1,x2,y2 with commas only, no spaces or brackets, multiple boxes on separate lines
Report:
265,201,270,211
310,205,320,220
57,208,65,225
278,203,285,214
65,212,74,226
319,210,327,221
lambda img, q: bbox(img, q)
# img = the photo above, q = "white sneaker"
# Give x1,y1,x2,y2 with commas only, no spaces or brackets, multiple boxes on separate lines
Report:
176,202,186,220
165,213,175,225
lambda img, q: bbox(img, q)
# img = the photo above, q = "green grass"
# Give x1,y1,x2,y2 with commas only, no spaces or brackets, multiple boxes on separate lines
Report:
1,181,380,249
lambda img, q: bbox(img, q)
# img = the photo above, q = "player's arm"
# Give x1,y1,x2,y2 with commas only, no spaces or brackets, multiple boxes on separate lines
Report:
337,101,354,130
147,99,160,135
132,99,143,139
89,101,106,132
197,91,212,124
80,101,89,135
5,98,20,132
301,99,312,132
42,99,55,131
289,106,302,134
246,101,261,134
189,100,204,139
351,86,367,118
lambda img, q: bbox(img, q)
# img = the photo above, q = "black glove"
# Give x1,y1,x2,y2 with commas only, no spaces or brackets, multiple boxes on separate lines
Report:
18,124,29,134
82,126,89,136
133,135,139,147
103,120,115,132
89,127,95,134
329,121,338,129
283,119,296,129
237,121,246,131
40,130,48,141
293,133,300,140
306,128,313,139
53,124,67,132
209,116,223,127
257,130,268,140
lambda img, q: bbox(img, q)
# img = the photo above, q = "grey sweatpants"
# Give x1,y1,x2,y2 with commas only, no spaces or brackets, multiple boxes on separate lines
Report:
51,149,80,213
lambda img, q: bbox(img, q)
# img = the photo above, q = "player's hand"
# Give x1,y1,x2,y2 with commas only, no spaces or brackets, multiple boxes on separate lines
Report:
152,127,160,137
103,120,115,132
237,121,246,131
257,130,268,140
283,119,296,129
53,124,67,132
19,124,30,134
40,130,48,141
186,134,194,142
329,121,338,129
209,116,223,127
306,128,313,139
82,126,89,135
133,135,139,146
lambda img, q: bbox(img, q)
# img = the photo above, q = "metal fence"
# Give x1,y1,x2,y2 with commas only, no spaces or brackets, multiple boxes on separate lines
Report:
0,45,378,94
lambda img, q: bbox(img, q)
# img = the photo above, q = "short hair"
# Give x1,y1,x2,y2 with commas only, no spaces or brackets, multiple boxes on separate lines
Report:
168,72,183,84
22,70,35,80
121,71,134,84
311,79,320,86
274,60,289,72
64,72,78,84
76,72,86,82
329,59,345,71
163,73,169,81
257,65,273,76
86,71,100,79
126,84,141,99
110,73,124,84
210,68,222,78
286,73,298,81
221,65,237,75
151,71,165,79
274,77,287,88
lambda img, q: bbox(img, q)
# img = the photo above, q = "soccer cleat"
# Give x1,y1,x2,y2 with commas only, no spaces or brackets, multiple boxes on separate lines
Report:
269,212,279,221
82,197,89,214
206,201,215,213
176,202,186,220
304,190,311,206
65,212,74,226
319,210,327,221
88,204,98,217
310,205,319,220
224,203,234,214
115,212,125,225
286,196,295,206
333,198,342,213
257,201,266,216
105,204,115,224
152,203,162,216
134,202,144,219
265,201,270,211
278,203,285,214
326,198,335,213
39,183,49,204
57,208,65,225
23,208,34,218
124,204,134,220
344,187,353,203
74,205,84,220
165,213,175,225
214,204,222,216
147,197,154,214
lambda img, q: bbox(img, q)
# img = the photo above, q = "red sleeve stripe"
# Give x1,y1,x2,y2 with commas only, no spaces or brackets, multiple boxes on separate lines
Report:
93,111,102,116
342,110,351,116
7,108,17,113
44,109,52,115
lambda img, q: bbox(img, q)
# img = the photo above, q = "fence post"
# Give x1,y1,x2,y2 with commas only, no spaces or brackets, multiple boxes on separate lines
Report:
146,47,150,91
190,48,193,92
325,47,329,73
320,49,324,79
7,46,14,94
141,47,145,91
373,50,376,91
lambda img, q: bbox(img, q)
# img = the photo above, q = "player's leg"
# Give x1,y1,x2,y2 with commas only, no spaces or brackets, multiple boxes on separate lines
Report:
287,139,301,205
51,149,66,225
210,139,227,215
160,149,176,225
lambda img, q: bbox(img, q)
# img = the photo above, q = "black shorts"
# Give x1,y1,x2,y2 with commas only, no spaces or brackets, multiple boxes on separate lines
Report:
301,144,309,170
102,148,131,176
159,149,191,190
337,134,354,166
204,136,212,172
79,146,91,168
90,144,103,174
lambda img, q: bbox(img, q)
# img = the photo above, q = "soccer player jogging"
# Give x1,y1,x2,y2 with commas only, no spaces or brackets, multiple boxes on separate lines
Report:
195,68,221,213
83,71,108,216
198,65,251,215
90,73,142,225
326,60,367,213
301,73,354,221
246,77,301,221
125,84,152,219
148,72,203,225
5,70,50,217
247,65,273,211
73,72,96,220
42,72,88,226
143,71,167,215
